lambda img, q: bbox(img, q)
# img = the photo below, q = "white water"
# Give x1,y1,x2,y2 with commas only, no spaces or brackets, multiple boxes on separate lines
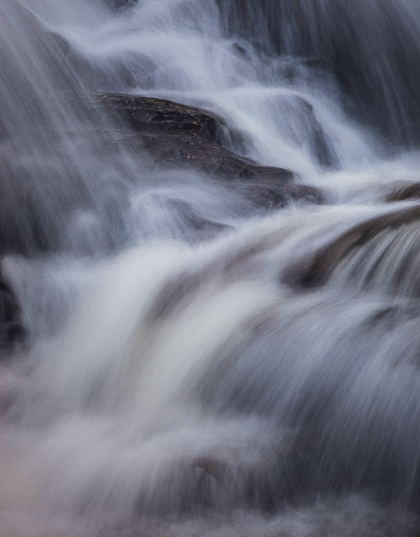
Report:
1,0,420,535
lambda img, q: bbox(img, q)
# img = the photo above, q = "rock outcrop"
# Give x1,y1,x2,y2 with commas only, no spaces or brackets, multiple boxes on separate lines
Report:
94,93,324,209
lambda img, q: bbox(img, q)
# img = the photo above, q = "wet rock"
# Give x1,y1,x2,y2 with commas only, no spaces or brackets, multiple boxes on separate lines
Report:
0,92,323,260
96,94,222,144
227,182,323,209
167,199,231,236
385,182,420,202
232,42,249,57
136,132,293,184
103,0,137,11
295,98,338,169
269,94,338,169
192,457,226,478
284,204,420,289
0,274,24,348
96,93,324,208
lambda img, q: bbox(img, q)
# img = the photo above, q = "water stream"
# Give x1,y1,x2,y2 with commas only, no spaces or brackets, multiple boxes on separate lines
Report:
1,0,420,535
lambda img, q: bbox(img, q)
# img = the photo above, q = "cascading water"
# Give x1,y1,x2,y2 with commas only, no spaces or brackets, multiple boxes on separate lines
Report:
2,0,420,535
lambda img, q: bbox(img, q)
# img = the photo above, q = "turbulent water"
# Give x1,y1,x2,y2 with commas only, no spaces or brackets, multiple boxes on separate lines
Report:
2,0,420,535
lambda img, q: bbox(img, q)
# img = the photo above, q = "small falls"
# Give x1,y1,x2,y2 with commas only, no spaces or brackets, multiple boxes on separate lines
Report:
2,0,420,535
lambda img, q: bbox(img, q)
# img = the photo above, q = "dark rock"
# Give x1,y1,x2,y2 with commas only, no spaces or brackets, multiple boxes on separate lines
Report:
192,457,226,478
284,204,420,289
386,183,420,202
227,182,323,209
296,100,338,169
0,274,24,349
95,93,324,208
103,0,137,11
96,94,221,144
136,132,293,184
268,94,338,169
232,42,250,57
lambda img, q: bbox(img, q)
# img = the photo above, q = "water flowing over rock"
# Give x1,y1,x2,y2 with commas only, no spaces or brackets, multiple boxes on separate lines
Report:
95,92,323,208
2,0,420,536
217,0,420,147
386,182,420,202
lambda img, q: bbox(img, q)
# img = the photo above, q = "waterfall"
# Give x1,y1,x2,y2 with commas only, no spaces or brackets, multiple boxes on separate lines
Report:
1,0,420,535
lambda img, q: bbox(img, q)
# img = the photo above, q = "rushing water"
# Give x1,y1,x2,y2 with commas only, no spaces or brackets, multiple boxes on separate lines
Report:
2,0,420,535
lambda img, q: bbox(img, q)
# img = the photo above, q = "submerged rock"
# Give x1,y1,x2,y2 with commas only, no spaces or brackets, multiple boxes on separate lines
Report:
276,95,338,169
385,182,420,202
284,204,420,290
103,0,138,11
